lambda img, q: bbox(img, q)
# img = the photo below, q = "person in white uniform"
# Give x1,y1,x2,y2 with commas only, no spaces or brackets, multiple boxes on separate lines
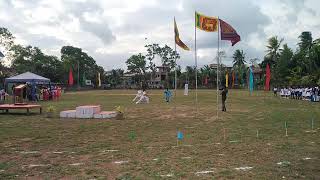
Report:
136,91,150,104
133,90,143,102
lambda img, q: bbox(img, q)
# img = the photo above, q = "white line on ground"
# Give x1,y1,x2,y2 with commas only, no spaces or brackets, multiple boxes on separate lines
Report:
181,157,192,159
113,161,129,164
160,174,174,177
195,170,214,175
101,150,119,152
20,151,39,154
277,161,290,166
235,166,253,171
52,151,64,154
23,164,51,168
69,163,84,166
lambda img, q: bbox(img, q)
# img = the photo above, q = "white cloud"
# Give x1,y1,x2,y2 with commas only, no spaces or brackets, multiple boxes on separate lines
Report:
1,0,320,70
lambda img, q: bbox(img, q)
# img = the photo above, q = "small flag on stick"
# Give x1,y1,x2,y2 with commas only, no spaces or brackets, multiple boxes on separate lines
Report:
285,121,288,137
177,131,183,140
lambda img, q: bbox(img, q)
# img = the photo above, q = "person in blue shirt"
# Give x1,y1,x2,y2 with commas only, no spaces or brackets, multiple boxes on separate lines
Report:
164,88,172,103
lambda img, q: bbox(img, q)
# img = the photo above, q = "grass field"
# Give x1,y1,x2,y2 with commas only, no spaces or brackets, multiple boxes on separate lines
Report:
0,89,319,179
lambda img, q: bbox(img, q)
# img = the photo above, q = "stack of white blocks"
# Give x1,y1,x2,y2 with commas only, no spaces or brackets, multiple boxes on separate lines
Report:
60,105,118,119
59,110,76,118
76,105,101,118
94,111,117,119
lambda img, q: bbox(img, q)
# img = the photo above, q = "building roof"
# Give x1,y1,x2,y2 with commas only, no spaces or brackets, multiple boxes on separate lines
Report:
5,72,50,84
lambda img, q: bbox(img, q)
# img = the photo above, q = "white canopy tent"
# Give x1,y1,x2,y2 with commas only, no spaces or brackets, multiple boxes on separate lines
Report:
5,72,50,84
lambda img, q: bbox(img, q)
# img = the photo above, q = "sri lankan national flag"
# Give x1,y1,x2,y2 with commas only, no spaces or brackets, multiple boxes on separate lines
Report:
174,18,190,51
195,12,219,32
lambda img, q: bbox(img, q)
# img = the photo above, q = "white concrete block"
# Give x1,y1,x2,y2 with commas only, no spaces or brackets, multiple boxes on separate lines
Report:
60,110,76,118
93,111,117,119
76,105,101,119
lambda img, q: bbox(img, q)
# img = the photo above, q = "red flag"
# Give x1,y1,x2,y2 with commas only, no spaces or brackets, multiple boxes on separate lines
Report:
232,71,235,88
219,19,241,46
265,64,271,91
68,68,74,86
204,76,208,85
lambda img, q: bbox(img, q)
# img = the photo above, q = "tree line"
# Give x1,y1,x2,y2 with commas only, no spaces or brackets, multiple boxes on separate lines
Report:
1,26,319,89
0,27,104,87
261,32,320,86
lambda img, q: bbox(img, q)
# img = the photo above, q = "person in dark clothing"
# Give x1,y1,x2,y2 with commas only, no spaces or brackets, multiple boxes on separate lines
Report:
221,86,228,112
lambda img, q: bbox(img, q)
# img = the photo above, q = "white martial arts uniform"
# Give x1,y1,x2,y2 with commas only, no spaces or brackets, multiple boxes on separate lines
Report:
133,90,143,102
136,91,150,104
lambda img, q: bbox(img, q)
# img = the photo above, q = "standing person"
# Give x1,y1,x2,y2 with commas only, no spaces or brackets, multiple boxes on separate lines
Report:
164,88,172,103
220,86,228,112
273,87,278,96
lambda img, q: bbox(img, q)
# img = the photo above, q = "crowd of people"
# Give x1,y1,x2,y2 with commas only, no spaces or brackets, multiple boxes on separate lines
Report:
0,84,63,104
274,86,320,102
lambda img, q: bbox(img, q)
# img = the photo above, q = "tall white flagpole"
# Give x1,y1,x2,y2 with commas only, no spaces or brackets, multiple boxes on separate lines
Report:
194,12,198,116
217,17,220,119
174,18,177,98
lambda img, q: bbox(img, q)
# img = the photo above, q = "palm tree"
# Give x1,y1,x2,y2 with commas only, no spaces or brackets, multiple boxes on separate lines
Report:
266,36,283,66
298,31,313,51
232,49,246,67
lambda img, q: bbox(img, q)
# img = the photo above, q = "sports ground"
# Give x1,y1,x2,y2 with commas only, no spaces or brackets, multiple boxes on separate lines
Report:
0,90,319,179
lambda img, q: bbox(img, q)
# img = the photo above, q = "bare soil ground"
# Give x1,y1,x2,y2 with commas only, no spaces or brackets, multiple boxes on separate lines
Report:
0,89,319,179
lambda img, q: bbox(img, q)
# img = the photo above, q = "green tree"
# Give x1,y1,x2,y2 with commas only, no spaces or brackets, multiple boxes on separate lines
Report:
232,49,246,67
265,36,283,67
144,43,179,88
61,46,101,86
126,53,147,86
106,69,124,87
275,44,293,84
0,27,14,51
10,45,64,82
298,31,313,51
145,44,160,78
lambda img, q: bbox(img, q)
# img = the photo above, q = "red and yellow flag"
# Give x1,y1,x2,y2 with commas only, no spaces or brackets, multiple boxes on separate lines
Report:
174,18,190,51
195,12,219,32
